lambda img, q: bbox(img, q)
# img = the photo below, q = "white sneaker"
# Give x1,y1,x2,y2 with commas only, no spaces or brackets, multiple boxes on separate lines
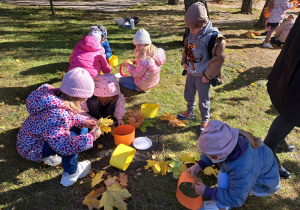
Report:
60,160,91,187
262,42,273,49
199,201,230,210
42,154,62,166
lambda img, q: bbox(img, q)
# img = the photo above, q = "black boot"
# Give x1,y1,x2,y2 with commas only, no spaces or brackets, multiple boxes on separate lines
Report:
279,165,291,179
276,140,295,153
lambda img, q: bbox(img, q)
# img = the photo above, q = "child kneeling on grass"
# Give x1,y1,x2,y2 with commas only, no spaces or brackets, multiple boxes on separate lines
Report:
81,73,125,126
186,120,280,210
17,68,102,187
119,29,166,92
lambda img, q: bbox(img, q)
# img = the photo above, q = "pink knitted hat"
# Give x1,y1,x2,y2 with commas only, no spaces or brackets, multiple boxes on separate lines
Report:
60,67,94,98
93,73,120,97
198,120,239,163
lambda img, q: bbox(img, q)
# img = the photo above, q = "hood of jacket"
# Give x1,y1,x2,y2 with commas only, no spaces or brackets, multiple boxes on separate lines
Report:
154,48,166,66
197,21,219,39
26,84,68,115
78,36,104,53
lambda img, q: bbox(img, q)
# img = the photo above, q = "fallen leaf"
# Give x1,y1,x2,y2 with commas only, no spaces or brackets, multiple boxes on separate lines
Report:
181,153,197,164
203,166,219,178
99,184,131,210
0,75,5,78
97,144,103,149
91,171,105,187
136,168,142,172
83,186,106,210
97,117,114,135
104,176,119,187
152,154,157,159
119,173,128,187
15,97,21,101
137,172,142,176
16,59,20,62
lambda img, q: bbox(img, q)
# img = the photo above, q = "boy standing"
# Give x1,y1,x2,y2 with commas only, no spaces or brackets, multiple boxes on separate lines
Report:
178,2,226,132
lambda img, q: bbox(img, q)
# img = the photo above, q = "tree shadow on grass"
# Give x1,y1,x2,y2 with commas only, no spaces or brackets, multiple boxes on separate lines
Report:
0,78,61,106
20,62,69,76
216,66,272,92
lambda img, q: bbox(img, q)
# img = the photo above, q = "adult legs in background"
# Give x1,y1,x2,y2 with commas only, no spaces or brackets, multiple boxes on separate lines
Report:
264,115,295,178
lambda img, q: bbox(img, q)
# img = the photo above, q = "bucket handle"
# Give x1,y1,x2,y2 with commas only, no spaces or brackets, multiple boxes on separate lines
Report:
119,62,130,76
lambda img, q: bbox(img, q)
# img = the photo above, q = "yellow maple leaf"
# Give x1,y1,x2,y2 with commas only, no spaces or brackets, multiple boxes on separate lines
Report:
179,164,187,172
180,153,197,164
203,166,219,178
97,117,114,135
144,160,159,170
91,171,104,187
83,186,105,210
160,161,169,175
99,184,131,210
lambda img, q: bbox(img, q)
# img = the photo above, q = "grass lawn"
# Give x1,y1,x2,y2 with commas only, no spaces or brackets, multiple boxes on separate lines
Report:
0,0,299,209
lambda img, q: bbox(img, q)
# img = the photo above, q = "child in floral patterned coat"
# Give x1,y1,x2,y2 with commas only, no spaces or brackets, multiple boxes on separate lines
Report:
17,68,102,187
119,29,166,92
81,73,125,126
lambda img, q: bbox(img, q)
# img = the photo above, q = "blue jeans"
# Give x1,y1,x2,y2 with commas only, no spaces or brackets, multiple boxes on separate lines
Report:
41,127,88,175
119,76,137,91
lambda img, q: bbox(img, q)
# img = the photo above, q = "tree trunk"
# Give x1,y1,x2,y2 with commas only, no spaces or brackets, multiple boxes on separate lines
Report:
241,0,253,14
168,0,180,5
254,0,271,28
49,0,55,16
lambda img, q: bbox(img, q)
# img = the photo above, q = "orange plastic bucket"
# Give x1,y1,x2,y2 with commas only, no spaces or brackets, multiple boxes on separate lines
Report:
113,125,135,145
176,171,203,210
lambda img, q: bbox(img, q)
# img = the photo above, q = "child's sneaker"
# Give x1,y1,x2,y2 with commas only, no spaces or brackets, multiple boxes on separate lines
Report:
200,121,208,133
262,42,273,49
60,160,91,187
177,111,194,120
199,201,230,210
42,154,62,166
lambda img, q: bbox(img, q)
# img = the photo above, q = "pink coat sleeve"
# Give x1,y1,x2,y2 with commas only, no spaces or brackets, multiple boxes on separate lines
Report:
98,54,111,73
115,93,125,120
126,58,149,79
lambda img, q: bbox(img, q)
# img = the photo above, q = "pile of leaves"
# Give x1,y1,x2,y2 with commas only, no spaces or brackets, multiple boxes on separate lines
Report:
126,110,144,129
97,117,114,135
83,171,131,210
160,113,187,127
241,30,260,38
144,153,218,179
126,110,153,132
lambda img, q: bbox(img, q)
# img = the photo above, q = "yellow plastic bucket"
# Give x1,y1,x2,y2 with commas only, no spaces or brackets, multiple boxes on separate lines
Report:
108,55,119,67
141,103,159,118
110,144,136,171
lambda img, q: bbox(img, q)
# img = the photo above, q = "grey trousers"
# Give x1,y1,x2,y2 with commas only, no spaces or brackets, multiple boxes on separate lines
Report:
184,73,210,122
264,115,295,166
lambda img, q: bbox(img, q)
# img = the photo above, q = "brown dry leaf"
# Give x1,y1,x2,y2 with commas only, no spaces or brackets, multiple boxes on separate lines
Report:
97,144,103,149
119,173,128,187
0,75,5,78
82,186,106,210
91,171,105,187
104,175,119,187
15,97,21,101
126,110,144,129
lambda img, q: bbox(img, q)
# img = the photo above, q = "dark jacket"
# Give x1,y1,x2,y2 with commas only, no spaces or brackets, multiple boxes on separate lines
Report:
267,13,300,126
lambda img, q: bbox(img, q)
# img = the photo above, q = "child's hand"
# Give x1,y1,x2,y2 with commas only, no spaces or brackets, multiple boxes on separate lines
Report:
183,63,188,70
91,126,101,139
131,59,137,65
186,163,202,177
193,182,206,196
83,120,97,129
118,119,124,125
202,76,209,84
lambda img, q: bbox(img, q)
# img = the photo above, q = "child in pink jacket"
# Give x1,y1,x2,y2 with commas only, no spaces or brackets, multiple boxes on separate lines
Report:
68,30,111,78
119,29,166,92
81,73,125,126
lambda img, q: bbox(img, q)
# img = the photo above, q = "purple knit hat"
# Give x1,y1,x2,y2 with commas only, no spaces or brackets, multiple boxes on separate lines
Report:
60,67,94,98
93,73,120,97
198,120,239,163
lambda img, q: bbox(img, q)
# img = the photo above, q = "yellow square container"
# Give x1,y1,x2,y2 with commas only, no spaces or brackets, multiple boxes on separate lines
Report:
110,144,136,171
108,55,118,67
141,103,159,118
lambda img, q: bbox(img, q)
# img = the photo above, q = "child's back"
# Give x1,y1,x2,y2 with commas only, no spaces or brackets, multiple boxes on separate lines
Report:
68,30,111,78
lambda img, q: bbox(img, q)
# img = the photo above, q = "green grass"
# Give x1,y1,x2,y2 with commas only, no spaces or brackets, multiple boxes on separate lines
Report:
0,0,299,209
